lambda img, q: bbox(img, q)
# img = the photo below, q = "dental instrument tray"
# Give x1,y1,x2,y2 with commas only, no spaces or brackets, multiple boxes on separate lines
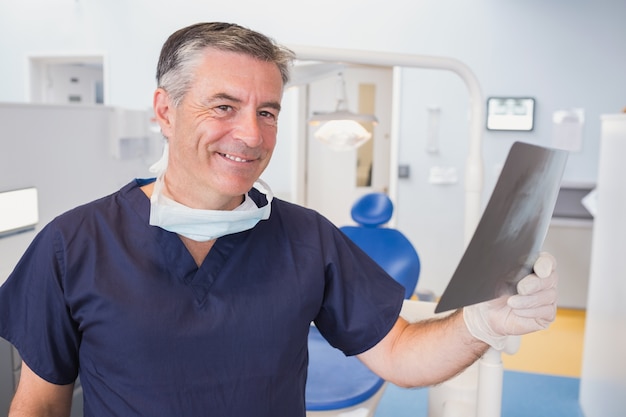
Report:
435,141,568,313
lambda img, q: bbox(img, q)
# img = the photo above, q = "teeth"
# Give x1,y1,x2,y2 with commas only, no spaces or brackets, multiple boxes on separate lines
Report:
222,153,250,162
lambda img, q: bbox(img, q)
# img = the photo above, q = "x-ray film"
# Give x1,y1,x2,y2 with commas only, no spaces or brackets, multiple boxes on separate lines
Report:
435,142,568,313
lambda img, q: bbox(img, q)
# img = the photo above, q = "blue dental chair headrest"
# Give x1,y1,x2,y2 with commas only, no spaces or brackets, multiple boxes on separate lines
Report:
350,193,394,227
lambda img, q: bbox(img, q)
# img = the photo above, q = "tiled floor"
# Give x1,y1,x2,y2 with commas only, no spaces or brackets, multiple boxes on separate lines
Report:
501,308,586,377
375,308,587,417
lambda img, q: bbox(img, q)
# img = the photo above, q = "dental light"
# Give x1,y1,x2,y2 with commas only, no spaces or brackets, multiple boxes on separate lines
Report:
308,72,378,151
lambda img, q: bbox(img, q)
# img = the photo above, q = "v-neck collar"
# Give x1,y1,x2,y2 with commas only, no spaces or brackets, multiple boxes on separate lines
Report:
125,178,254,306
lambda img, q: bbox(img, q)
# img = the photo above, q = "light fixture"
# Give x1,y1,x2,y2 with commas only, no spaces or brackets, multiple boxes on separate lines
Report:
308,72,378,151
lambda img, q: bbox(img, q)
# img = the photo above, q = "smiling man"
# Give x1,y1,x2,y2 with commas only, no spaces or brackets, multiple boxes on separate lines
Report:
0,22,559,417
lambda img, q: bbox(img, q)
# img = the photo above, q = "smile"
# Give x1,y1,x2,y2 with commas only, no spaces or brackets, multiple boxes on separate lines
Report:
220,153,252,163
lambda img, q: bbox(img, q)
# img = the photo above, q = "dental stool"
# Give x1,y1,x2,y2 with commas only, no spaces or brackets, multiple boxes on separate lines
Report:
306,193,421,416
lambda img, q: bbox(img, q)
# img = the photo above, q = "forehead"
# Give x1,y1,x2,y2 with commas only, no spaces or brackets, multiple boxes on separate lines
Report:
190,48,284,93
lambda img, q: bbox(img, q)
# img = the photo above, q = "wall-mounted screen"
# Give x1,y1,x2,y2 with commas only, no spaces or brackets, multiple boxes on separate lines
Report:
487,97,535,131
0,187,39,238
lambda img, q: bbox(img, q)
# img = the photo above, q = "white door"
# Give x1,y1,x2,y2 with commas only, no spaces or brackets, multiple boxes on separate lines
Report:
305,66,394,226
29,55,105,105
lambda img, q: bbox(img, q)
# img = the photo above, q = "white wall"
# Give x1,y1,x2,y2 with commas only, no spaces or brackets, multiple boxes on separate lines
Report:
1,0,625,294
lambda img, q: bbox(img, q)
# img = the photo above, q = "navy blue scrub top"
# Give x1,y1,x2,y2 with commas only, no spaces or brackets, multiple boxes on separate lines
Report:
0,179,404,417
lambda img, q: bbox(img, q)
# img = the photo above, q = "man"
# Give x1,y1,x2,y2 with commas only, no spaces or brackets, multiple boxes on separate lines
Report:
0,22,558,416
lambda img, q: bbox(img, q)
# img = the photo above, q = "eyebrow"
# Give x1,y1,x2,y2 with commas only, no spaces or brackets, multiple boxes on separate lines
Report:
208,92,282,112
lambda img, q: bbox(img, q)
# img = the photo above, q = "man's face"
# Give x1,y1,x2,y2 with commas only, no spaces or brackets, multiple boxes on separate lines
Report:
154,48,284,209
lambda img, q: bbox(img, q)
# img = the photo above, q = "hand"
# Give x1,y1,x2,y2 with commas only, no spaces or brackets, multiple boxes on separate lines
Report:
463,252,559,350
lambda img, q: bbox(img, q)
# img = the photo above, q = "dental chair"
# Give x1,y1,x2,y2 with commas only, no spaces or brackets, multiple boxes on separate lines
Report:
306,193,421,416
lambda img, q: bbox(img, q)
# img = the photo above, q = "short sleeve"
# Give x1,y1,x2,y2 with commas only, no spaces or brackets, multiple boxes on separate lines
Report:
313,227,405,356
0,223,80,385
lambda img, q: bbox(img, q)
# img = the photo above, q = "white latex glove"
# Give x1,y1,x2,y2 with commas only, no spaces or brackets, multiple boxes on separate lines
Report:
463,252,558,350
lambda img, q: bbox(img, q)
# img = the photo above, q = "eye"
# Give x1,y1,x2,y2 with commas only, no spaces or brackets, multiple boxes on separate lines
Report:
215,104,233,113
259,110,275,119
258,110,278,125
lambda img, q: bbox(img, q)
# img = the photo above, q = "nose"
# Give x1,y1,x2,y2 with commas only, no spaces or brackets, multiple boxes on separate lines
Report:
233,110,263,147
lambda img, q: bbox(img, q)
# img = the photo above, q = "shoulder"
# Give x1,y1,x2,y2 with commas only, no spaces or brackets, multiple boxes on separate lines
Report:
249,188,335,229
59,179,147,219
270,197,341,237
272,197,324,221
47,179,149,238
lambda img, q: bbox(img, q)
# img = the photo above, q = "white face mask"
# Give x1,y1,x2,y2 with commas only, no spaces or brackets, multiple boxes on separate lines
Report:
148,174,273,242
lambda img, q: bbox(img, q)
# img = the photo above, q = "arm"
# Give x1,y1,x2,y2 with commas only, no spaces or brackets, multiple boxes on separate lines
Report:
9,361,74,417
358,252,558,388
358,310,487,388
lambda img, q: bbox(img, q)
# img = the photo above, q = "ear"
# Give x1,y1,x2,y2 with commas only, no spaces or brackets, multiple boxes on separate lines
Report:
153,88,175,138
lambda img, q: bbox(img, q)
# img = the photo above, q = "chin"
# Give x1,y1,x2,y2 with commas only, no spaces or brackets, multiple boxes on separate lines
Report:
217,177,256,196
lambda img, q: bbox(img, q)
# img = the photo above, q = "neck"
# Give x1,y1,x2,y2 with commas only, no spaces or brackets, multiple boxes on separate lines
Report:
180,236,216,267
143,175,245,211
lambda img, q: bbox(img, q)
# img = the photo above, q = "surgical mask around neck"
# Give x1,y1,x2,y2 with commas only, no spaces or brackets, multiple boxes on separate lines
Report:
149,174,273,242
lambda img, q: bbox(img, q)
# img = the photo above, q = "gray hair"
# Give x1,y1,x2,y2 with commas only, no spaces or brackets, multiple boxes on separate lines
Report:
156,22,295,106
